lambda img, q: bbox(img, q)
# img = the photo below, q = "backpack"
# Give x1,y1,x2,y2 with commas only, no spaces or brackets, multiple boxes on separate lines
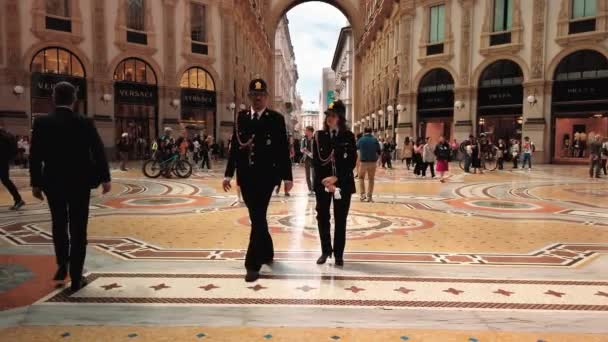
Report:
0,129,18,160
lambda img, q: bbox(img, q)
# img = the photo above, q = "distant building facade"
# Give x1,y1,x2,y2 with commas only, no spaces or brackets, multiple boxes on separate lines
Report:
274,15,299,135
331,26,354,125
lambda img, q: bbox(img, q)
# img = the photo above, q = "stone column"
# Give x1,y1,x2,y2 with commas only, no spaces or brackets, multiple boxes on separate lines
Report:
160,0,180,134
453,87,473,142
523,0,548,163
395,6,414,146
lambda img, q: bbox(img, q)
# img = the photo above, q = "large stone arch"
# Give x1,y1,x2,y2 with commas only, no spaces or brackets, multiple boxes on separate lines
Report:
23,42,93,79
471,55,531,87
412,64,459,92
546,45,608,81
267,0,363,121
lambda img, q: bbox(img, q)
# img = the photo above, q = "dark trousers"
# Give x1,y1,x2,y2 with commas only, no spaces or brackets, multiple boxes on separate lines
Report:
315,190,352,260
45,187,91,281
512,154,519,168
382,155,392,168
463,154,471,173
522,153,532,169
602,159,607,175
240,178,275,271
403,157,412,169
422,162,435,177
0,161,22,203
201,152,211,169
590,158,602,178
497,157,504,170
304,159,313,191
413,154,423,175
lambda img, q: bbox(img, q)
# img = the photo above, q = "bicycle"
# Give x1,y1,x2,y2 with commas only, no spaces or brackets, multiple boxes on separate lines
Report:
142,153,193,178
459,150,498,171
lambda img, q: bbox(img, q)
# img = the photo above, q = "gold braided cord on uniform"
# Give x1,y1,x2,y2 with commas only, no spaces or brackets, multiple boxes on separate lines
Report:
314,130,337,176
234,111,254,148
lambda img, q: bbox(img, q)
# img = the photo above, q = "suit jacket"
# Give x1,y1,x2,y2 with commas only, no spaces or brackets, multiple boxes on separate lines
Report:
29,107,111,190
312,129,357,195
225,108,293,184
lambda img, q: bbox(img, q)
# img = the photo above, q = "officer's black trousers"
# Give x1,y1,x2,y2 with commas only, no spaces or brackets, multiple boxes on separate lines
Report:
315,190,352,260
240,178,275,271
45,187,91,281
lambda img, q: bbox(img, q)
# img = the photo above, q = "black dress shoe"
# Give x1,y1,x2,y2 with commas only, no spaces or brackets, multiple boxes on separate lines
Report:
53,264,68,281
316,254,331,265
245,270,260,282
263,258,274,266
70,277,88,292
334,259,344,267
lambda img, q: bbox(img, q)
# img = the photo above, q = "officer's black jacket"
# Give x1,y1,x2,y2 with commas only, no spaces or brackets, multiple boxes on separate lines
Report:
225,109,293,183
312,129,357,194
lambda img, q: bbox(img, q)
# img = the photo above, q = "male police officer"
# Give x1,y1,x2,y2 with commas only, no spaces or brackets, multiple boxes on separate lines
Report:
223,78,293,282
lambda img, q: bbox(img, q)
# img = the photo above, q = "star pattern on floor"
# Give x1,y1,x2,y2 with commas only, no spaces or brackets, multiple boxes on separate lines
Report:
344,286,365,293
296,285,316,292
150,283,171,291
199,284,219,291
100,283,122,291
545,290,566,298
493,289,514,296
247,284,267,292
444,288,464,295
394,287,415,294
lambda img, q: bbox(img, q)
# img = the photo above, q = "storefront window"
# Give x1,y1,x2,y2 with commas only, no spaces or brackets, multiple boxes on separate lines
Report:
552,50,608,162
113,58,158,159
417,68,454,141
30,47,87,124
477,60,523,143
180,67,217,138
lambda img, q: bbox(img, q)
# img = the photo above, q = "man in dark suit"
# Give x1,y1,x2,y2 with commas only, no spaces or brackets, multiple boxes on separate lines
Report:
312,100,357,266
29,82,111,291
223,78,293,282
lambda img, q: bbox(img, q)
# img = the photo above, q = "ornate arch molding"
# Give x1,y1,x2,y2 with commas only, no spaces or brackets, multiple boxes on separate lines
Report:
412,64,459,92
556,0,608,46
107,53,164,85
114,0,157,55
471,55,531,87
479,0,524,56
545,45,608,80
22,42,93,80
176,63,222,95
31,0,84,44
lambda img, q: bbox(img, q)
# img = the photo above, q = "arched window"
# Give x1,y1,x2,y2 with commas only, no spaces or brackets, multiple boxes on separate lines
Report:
30,47,84,77
113,58,157,84
180,67,215,91
479,59,523,87
554,50,608,81
127,0,145,31
418,68,454,93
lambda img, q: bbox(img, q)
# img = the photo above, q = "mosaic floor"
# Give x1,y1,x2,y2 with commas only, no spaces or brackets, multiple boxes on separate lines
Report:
1,162,607,341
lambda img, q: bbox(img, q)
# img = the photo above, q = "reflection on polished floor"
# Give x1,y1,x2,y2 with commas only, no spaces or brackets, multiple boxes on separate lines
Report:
1,163,607,341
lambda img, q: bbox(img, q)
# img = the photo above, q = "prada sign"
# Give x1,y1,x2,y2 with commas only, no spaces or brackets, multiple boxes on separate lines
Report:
181,88,216,108
477,85,523,116
31,73,86,100
417,90,454,118
114,82,158,105
553,78,608,103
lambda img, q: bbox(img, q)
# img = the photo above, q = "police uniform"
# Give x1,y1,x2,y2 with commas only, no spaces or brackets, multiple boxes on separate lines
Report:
224,79,292,277
312,101,357,265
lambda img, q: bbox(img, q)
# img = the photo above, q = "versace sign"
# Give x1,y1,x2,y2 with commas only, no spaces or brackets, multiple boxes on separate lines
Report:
114,82,158,105
181,89,216,108
30,73,86,100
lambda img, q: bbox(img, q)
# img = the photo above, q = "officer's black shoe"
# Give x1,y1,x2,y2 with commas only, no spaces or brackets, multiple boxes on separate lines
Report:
316,254,331,265
245,270,260,282
335,259,344,267
70,277,88,292
263,258,274,266
53,264,68,281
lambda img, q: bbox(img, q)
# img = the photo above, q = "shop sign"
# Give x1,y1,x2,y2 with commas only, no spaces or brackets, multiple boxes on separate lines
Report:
478,85,523,108
114,82,158,105
181,89,216,108
417,90,454,110
31,73,86,100
553,78,608,103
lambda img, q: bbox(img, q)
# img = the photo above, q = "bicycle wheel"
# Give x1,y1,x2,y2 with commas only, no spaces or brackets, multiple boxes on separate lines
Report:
174,160,193,178
483,156,498,171
142,159,162,178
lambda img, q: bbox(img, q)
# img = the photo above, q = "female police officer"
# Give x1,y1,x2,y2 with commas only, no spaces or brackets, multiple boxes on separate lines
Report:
312,100,357,266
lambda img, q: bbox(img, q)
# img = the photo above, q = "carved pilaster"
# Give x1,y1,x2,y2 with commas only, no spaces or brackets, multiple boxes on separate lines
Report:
5,0,22,84
530,0,546,80
92,1,108,78
163,0,176,86
459,0,474,86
